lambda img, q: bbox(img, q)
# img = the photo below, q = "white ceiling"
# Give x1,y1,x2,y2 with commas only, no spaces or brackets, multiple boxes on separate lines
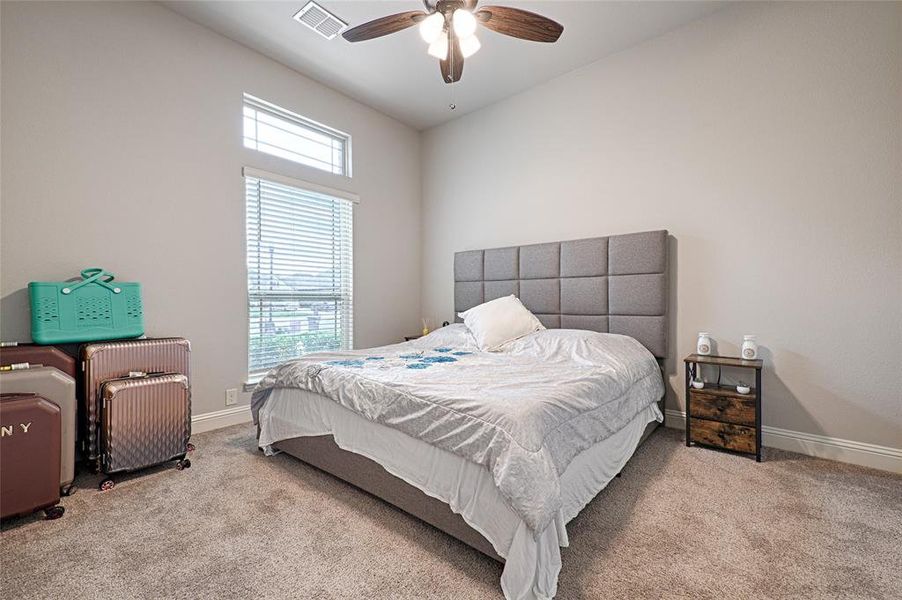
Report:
163,1,725,130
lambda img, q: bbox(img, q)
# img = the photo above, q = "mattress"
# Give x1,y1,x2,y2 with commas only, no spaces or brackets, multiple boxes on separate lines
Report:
258,387,662,600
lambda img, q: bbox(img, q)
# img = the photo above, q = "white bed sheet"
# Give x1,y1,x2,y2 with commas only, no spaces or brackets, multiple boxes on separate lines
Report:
258,388,662,600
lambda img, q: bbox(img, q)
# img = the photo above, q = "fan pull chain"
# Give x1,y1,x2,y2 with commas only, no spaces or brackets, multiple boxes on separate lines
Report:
449,31,456,111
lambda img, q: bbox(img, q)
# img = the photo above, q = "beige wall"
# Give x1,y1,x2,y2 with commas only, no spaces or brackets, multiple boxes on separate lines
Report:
2,2,900,449
0,1,422,416
421,2,902,447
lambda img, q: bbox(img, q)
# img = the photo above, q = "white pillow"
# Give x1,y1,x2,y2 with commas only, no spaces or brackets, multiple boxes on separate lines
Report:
457,295,545,351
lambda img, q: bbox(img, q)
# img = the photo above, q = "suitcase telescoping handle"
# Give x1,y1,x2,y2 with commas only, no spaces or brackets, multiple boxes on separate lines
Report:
61,268,122,295
126,371,168,378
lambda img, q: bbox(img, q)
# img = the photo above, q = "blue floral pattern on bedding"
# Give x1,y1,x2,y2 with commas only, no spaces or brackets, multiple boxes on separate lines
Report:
326,348,470,371
326,359,366,368
420,356,457,364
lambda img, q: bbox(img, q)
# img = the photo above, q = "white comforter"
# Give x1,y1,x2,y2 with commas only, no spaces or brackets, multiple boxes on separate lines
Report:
251,326,664,534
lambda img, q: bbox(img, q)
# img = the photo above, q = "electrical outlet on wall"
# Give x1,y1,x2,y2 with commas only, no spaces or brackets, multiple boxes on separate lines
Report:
225,388,238,406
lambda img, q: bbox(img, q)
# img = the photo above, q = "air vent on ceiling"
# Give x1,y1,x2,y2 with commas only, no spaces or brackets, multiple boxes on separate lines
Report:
293,1,347,41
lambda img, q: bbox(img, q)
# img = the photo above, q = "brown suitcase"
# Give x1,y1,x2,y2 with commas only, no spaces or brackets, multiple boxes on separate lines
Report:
81,338,190,466
0,344,77,379
0,368,77,494
98,373,191,489
1,393,64,520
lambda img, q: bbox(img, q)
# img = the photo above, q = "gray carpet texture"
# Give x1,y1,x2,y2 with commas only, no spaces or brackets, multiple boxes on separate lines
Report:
2,424,900,599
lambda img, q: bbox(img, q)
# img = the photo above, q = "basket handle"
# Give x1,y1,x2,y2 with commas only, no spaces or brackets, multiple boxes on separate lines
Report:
61,268,121,295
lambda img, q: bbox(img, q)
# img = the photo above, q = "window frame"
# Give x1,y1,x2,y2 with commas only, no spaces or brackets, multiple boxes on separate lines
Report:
243,167,357,383
243,93,352,177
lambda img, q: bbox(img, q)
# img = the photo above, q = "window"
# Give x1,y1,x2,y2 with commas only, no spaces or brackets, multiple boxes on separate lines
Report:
243,94,351,176
245,169,354,376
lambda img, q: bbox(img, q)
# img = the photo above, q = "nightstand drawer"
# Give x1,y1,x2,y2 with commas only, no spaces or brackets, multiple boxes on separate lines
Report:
689,418,756,454
690,392,755,426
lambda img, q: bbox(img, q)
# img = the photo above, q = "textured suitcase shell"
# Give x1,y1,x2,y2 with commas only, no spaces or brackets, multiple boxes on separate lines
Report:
81,338,190,464
0,368,76,492
100,374,190,474
1,393,61,519
0,345,77,379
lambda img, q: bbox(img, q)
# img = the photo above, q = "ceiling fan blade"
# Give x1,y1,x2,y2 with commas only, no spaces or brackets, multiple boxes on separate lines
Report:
476,6,563,42
439,32,464,84
342,11,427,42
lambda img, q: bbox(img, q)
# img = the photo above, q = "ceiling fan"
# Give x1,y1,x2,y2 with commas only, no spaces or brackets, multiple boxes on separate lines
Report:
341,0,563,84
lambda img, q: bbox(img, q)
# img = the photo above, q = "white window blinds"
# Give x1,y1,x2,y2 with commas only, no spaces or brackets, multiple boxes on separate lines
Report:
243,93,351,176
245,173,353,376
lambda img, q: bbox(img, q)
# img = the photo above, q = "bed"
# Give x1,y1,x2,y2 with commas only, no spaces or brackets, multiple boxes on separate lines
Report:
252,230,669,600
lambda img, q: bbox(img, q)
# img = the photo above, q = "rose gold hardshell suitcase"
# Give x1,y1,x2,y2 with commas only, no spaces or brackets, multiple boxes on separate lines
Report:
81,338,190,466
98,373,191,490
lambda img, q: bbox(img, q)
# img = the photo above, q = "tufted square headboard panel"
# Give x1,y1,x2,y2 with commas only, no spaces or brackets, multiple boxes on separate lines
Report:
454,230,669,358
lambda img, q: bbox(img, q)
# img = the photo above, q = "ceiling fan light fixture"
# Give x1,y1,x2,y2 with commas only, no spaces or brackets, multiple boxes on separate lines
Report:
427,35,449,60
459,34,481,58
342,3,563,85
452,9,477,38
419,12,445,43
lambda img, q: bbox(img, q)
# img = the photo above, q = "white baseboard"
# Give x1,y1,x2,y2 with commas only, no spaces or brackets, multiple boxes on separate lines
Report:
189,404,901,473
192,405,252,434
664,409,902,474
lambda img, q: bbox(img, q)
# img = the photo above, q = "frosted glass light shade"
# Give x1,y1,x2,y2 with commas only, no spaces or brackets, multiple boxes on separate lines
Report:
452,9,477,38
459,34,481,58
419,12,445,43
428,35,449,60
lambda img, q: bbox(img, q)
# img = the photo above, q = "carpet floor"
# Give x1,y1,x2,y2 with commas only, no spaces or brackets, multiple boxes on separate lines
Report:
2,424,899,599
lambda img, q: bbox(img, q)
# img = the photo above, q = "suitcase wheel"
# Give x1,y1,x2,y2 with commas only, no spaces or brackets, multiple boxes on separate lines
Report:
176,458,191,471
186,443,196,453
44,506,65,520
99,478,115,492
61,484,77,497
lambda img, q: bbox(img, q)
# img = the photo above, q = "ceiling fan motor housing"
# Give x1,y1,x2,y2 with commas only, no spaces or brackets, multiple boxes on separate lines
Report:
424,0,471,13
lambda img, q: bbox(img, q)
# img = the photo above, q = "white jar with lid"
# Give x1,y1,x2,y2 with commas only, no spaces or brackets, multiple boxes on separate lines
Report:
697,332,712,355
741,335,758,360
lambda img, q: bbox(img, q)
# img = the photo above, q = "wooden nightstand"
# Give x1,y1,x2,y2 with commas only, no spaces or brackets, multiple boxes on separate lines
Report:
684,354,764,462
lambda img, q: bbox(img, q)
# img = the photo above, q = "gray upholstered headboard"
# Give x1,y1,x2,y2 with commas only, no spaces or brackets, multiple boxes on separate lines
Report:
454,230,669,358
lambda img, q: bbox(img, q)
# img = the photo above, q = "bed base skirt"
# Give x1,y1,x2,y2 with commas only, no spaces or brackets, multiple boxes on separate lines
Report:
271,410,662,564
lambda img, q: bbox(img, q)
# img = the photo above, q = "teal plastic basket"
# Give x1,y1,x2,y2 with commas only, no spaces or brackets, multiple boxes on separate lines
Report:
28,268,144,344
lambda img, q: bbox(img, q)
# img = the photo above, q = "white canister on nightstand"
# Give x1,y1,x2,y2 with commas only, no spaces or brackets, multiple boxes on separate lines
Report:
741,335,758,360
697,332,712,356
